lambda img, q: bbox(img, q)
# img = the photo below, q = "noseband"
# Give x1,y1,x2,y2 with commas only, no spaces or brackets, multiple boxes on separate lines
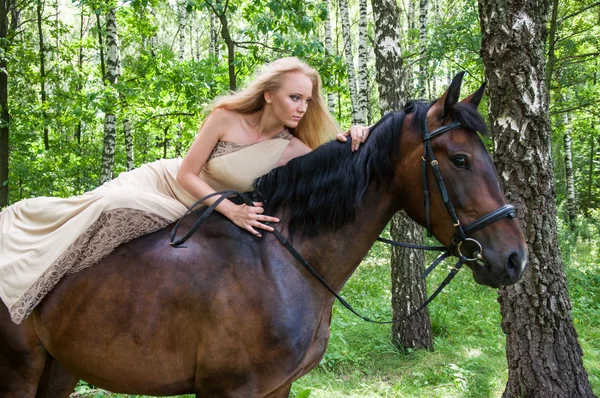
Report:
170,108,518,324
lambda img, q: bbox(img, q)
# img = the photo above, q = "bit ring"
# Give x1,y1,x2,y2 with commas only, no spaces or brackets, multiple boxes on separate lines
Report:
457,238,483,262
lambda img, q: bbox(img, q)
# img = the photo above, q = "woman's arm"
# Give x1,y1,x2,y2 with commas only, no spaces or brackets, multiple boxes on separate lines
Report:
177,109,279,237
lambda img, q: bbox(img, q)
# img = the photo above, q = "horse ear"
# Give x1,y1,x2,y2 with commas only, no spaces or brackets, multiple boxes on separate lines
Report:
461,81,487,109
438,71,465,118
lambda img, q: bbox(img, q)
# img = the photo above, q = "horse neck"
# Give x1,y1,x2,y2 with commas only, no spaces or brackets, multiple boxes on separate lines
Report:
294,182,399,293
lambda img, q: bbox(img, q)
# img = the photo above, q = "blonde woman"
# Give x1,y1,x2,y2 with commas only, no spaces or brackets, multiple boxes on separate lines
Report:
178,57,369,237
0,56,369,324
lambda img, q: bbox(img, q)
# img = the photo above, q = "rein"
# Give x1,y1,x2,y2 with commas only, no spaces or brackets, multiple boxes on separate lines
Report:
170,111,517,324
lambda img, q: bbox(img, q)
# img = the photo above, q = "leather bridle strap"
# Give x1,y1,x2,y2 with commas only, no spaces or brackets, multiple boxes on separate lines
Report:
272,227,467,324
462,204,516,236
169,189,469,324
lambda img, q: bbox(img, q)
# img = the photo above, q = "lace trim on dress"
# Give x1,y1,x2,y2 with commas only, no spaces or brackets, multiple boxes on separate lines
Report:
209,129,293,159
9,208,171,324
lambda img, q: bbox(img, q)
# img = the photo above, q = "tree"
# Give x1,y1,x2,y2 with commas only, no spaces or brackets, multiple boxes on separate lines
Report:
563,112,576,226
478,0,596,396
0,0,10,208
177,0,187,62
372,0,433,351
100,4,121,184
324,0,335,113
339,0,361,124
356,0,368,125
417,0,427,97
36,0,49,150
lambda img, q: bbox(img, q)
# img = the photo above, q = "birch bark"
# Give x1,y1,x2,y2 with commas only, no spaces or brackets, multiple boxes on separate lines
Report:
100,5,120,184
356,0,368,125
0,0,10,207
339,0,360,124
178,0,186,62
563,113,576,227
372,0,432,351
478,1,595,396
324,0,335,113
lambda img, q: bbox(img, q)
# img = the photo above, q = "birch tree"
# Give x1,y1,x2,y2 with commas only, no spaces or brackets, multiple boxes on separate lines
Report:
339,0,361,124
356,0,368,125
324,0,335,113
209,10,219,59
563,113,576,227
100,5,121,184
0,0,10,208
177,0,186,62
478,0,595,396
36,0,49,150
417,0,427,97
372,0,432,351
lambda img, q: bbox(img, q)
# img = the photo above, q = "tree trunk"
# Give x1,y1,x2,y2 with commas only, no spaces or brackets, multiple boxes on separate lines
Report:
478,1,595,396
177,0,186,62
207,0,235,90
546,0,559,89
36,0,49,150
0,0,10,208
563,113,576,228
372,0,405,112
124,117,133,171
390,211,432,351
356,0,368,125
339,0,360,124
585,125,595,213
403,0,415,97
209,9,219,60
96,12,105,81
324,0,335,113
417,0,428,97
75,7,84,144
372,0,432,352
100,5,120,184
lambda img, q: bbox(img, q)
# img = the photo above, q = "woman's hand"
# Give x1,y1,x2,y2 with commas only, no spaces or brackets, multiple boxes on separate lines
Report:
336,125,370,152
227,202,279,238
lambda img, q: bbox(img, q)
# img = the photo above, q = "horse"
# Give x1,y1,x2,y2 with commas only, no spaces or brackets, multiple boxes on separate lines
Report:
0,74,527,398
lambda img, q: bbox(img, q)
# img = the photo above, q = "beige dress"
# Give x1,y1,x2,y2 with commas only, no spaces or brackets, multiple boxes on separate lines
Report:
0,129,293,324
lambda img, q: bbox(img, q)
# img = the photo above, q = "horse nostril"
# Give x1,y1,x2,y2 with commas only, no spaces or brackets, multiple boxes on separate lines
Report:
506,252,525,279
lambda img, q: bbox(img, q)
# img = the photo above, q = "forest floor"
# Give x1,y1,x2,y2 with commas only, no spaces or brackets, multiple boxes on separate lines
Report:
73,218,600,398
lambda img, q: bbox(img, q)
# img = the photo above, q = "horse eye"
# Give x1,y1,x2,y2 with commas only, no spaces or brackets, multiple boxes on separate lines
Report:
452,156,469,169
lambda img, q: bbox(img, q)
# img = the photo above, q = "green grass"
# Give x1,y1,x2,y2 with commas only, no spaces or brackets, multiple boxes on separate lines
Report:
75,218,600,398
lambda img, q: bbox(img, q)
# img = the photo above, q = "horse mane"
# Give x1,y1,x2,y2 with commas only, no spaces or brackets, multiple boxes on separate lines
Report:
253,101,487,237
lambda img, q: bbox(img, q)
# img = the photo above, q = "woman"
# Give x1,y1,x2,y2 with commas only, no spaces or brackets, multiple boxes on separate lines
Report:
0,56,369,324
178,57,369,237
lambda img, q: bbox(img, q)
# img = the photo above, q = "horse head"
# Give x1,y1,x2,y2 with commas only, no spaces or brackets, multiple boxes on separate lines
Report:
397,73,528,288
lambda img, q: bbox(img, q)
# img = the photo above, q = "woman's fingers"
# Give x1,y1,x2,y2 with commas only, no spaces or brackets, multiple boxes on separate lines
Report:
336,132,348,142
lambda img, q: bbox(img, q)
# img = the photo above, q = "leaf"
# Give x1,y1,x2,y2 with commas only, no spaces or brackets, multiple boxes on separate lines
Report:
294,388,312,398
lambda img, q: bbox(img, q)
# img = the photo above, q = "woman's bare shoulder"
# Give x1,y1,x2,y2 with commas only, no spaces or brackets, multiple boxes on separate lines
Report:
278,136,311,166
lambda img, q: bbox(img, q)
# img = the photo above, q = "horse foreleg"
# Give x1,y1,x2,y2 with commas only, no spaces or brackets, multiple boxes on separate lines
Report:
0,306,46,398
34,355,79,398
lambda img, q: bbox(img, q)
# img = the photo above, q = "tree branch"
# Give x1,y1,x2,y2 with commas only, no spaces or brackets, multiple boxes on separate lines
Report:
549,99,600,115
234,40,287,53
559,1,600,24
557,52,600,62
135,112,196,128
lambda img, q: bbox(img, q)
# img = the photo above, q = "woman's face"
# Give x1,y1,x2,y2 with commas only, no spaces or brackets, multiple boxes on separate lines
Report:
266,71,313,128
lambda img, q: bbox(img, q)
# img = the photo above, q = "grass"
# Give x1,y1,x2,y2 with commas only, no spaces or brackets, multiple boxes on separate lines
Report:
74,217,600,398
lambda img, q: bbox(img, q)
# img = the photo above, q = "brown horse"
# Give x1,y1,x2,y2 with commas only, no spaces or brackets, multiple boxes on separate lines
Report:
0,74,527,398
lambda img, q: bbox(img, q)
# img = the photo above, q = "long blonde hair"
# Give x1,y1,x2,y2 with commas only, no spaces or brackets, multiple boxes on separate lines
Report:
208,57,341,149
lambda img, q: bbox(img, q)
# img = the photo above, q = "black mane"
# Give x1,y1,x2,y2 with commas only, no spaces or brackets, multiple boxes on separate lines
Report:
253,101,487,237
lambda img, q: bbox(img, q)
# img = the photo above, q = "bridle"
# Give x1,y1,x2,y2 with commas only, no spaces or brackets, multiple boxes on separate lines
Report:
170,107,518,324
